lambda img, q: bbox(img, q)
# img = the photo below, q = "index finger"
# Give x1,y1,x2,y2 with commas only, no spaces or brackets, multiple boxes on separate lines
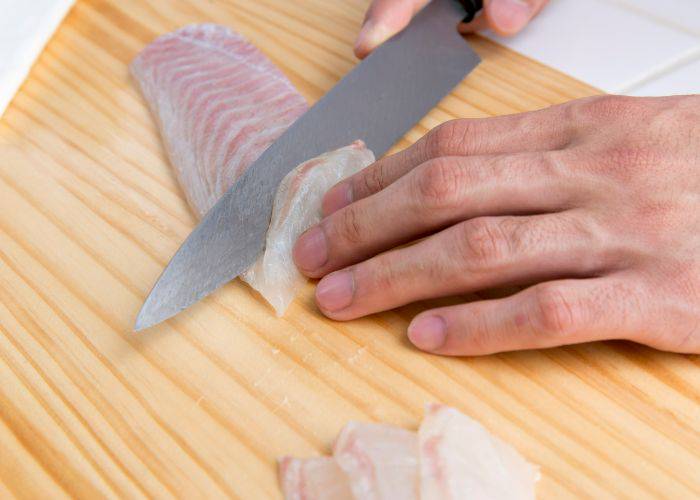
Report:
322,103,576,216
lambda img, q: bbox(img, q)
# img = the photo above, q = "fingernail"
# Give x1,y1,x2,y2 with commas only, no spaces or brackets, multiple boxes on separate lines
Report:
322,182,353,216
490,0,531,33
354,20,391,56
408,315,447,351
316,271,354,312
293,226,328,272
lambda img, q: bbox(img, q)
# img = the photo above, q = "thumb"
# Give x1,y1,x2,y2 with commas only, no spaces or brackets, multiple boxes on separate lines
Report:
354,0,430,59
459,0,549,36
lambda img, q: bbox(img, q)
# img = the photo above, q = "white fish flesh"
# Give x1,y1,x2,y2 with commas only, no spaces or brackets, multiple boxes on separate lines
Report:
278,456,354,500
419,404,540,500
130,24,308,218
333,421,419,500
242,141,374,315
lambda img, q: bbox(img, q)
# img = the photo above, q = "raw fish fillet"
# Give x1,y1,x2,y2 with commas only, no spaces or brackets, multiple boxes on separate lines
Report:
278,456,354,500
242,141,374,315
130,23,308,217
333,421,419,500
419,404,539,500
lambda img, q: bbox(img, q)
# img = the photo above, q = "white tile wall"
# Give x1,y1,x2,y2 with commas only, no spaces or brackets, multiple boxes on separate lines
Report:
484,0,700,95
0,0,75,117
610,0,700,35
628,53,700,96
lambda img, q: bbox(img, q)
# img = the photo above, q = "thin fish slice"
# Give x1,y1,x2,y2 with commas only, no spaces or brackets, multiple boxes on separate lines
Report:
419,404,540,500
278,456,354,500
242,141,374,315
333,421,419,500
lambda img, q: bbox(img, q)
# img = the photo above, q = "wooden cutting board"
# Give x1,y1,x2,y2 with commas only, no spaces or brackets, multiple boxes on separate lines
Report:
1,0,698,498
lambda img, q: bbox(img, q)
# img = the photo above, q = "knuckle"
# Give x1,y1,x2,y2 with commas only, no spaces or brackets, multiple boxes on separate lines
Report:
464,315,496,354
422,120,466,157
415,158,464,209
456,219,510,270
498,216,531,254
335,206,364,244
499,151,567,181
359,163,387,195
366,253,411,300
536,150,569,178
532,285,579,336
574,95,634,123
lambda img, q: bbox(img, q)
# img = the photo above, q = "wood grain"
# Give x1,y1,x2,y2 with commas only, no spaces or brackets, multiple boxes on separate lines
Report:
0,0,698,498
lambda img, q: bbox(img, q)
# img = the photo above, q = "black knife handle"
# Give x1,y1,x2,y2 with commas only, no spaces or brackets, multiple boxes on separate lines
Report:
458,0,483,23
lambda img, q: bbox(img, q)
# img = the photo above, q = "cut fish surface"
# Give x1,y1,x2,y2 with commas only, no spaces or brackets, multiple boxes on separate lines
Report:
242,141,374,315
333,421,419,500
278,456,354,500
278,405,538,499
131,23,308,218
419,404,539,500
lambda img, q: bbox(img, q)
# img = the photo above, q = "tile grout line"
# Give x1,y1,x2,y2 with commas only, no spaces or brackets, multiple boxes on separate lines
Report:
484,0,699,96
592,0,700,94
600,0,700,38
617,45,700,94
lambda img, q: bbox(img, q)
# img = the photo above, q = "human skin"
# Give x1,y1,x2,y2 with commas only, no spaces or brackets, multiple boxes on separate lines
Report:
354,0,550,59
293,94,700,356
291,0,700,356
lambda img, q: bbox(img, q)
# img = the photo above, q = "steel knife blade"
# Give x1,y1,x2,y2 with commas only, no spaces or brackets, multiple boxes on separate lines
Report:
134,0,480,331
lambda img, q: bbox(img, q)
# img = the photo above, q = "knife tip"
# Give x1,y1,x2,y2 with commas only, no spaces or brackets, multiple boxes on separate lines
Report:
133,310,151,332
133,296,164,332
132,286,188,332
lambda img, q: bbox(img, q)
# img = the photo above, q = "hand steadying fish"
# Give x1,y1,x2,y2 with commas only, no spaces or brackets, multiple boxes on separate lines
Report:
293,0,700,355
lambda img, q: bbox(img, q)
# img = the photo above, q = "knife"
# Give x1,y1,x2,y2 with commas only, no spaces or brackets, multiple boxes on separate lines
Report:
134,0,482,331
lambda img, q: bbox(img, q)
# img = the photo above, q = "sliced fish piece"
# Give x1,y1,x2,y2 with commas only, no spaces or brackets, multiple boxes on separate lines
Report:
130,23,308,218
242,141,374,315
278,456,354,500
333,421,419,500
419,404,539,500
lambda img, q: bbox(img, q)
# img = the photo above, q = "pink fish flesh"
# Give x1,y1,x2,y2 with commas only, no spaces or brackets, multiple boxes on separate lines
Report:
130,24,308,218
278,456,354,500
419,404,539,500
279,405,539,499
